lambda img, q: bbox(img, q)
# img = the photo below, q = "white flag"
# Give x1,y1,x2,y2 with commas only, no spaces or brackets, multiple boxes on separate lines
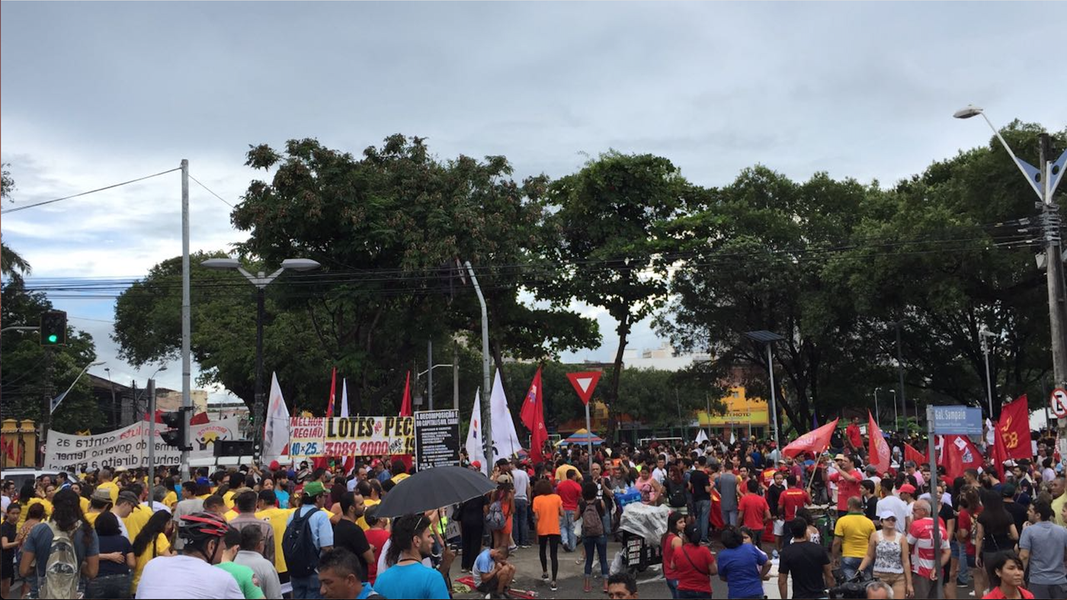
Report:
262,372,291,461
465,390,487,469
729,429,736,445
339,378,350,418
695,430,709,444
489,369,522,463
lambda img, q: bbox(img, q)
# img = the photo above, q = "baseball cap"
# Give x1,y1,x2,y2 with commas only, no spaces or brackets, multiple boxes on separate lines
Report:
898,484,916,495
1001,483,1016,497
196,477,210,486
834,454,846,461
878,510,897,521
496,473,513,486
471,460,482,469
303,481,326,497
90,489,112,503
269,460,280,471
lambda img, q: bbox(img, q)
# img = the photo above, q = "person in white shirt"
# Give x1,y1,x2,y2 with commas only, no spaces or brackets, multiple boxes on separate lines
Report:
510,459,532,549
876,483,909,534
136,511,244,599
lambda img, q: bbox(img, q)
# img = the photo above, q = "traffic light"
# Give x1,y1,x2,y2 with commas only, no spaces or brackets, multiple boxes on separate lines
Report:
161,407,193,451
40,310,67,346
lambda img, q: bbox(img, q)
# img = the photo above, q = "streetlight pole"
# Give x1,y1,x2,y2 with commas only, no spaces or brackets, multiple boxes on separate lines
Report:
893,321,909,429
979,327,996,419
873,387,880,428
464,260,493,476
202,257,320,466
956,106,1067,460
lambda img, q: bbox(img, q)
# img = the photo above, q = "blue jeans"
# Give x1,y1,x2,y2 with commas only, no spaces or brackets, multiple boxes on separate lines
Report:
677,589,712,599
561,510,577,551
583,534,609,576
694,499,711,542
513,498,530,546
723,508,738,527
952,541,971,585
840,556,869,581
666,577,679,598
292,573,322,599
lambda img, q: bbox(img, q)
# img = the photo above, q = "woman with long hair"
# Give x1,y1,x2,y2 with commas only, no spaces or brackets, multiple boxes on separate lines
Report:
1,503,22,600
857,512,912,600
671,523,717,599
130,510,174,594
665,465,689,515
18,488,99,599
85,511,134,599
958,486,984,596
976,490,1019,595
661,511,685,598
982,551,1034,599
532,479,563,591
635,463,662,506
490,477,515,551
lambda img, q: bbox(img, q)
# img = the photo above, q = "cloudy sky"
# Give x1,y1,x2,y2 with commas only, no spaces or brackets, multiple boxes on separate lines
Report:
3,2,1066,403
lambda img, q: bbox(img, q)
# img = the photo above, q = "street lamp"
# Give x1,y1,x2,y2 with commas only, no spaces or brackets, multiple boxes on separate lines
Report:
979,326,997,419
955,106,1067,418
202,257,320,463
744,330,784,454
416,362,453,411
51,361,106,414
873,387,881,429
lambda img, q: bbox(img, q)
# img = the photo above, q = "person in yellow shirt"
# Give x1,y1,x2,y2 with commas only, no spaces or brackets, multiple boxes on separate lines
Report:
15,482,52,530
130,510,175,593
97,468,120,505
832,496,877,581
354,480,382,531
116,491,152,542
388,459,410,485
255,489,294,584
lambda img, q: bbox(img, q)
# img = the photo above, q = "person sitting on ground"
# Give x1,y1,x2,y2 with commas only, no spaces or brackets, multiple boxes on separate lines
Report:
472,546,516,600
607,571,639,599
318,547,380,599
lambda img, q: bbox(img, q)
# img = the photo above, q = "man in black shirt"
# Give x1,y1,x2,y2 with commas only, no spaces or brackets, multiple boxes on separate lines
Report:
689,457,712,544
332,492,374,576
1001,484,1028,534
778,518,834,600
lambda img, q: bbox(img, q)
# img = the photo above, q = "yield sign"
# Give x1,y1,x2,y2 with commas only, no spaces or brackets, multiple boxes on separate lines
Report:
566,371,602,406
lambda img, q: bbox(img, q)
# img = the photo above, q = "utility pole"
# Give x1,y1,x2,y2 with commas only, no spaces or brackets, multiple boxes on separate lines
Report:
453,342,460,411
464,261,493,476
180,158,192,479
427,340,434,411
105,369,119,429
894,321,908,430
1039,134,1067,461
41,348,55,466
148,378,157,488
979,327,996,420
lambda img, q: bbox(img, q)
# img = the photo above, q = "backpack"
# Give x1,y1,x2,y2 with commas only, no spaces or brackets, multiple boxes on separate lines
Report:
485,501,506,531
39,521,80,600
666,480,687,508
581,501,604,537
282,507,320,578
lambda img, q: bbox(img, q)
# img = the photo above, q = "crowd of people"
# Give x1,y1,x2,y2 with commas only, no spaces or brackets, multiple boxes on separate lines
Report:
1,417,1066,599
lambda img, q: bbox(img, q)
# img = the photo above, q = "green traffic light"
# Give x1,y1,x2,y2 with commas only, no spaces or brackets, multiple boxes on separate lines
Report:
47,334,58,343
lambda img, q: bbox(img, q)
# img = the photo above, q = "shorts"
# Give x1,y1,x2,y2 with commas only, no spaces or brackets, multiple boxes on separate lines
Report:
773,519,785,536
476,575,500,593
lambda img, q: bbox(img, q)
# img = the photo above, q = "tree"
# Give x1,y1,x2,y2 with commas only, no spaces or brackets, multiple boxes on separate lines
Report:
543,152,693,437
659,167,879,433
1,280,102,433
1,164,31,283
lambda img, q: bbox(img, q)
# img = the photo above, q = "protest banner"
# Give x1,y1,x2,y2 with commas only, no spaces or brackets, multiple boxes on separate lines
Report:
44,418,238,472
415,409,461,471
286,416,415,458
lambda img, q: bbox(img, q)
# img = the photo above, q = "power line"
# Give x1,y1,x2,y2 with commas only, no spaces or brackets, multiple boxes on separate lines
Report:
1,167,182,214
188,173,235,209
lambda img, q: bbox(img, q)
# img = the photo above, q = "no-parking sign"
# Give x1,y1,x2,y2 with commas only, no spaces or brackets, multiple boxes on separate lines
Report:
1051,388,1067,419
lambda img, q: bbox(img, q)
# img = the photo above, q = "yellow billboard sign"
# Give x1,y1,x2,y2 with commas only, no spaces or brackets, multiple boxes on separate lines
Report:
697,386,769,426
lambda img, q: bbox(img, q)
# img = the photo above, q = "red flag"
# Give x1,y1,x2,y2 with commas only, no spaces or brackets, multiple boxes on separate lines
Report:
867,412,891,475
940,434,983,481
905,443,927,465
399,371,412,417
782,418,839,458
325,367,337,418
997,395,1032,461
520,367,548,465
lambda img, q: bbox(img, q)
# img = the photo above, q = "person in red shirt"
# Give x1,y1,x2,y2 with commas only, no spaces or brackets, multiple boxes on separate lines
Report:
982,551,1034,599
829,454,862,517
846,417,863,451
778,475,812,523
671,523,717,597
556,470,583,553
737,479,771,549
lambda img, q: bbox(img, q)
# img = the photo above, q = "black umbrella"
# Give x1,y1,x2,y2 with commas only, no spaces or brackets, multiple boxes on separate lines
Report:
375,466,496,518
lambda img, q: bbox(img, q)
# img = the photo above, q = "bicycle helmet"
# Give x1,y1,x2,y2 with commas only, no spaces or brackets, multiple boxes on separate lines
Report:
179,511,230,546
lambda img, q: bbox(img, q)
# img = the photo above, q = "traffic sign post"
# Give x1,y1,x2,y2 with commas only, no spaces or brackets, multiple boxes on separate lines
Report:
566,372,602,473
1051,388,1067,419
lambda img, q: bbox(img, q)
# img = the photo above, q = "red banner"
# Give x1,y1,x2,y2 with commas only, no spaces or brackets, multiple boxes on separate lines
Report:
997,395,1032,461
782,418,839,458
867,412,891,475
905,443,927,465
940,434,983,481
